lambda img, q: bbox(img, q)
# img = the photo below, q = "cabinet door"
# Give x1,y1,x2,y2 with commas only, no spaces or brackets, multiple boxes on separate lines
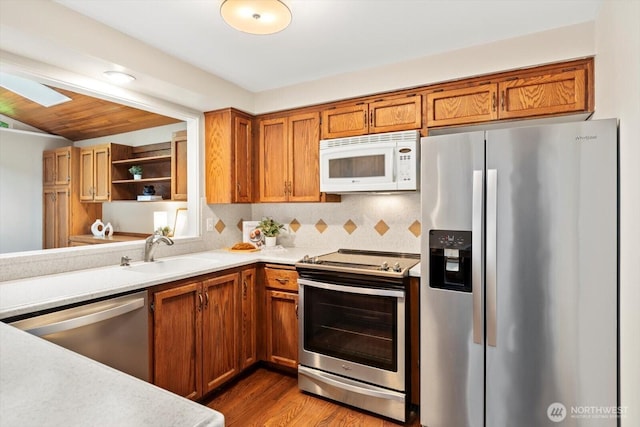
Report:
265,289,299,369
153,282,202,400
288,112,320,202
426,84,498,127
202,273,239,393
42,188,57,249
498,69,587,119
79,148,94,201
93,145,111,201
240,268,257,369
258,117,288,202
369,95,422,134
171,130,188,201
56,188,69,248
234,115,253,203
42,151,56,186
43,187,69,249
54,148,71,186
321,104,368,139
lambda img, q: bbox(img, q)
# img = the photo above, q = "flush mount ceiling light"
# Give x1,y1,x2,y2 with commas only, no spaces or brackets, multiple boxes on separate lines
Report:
103,70,136,84
0,71,71,107
220,0,291,35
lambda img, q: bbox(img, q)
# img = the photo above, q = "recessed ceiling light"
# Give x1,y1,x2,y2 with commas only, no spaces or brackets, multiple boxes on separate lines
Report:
103,71,136,84
0,72,72,107
220,0,291,35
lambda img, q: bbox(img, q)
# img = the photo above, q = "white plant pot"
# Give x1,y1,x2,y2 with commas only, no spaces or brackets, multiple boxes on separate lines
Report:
133,174,142,180
264,236,277,247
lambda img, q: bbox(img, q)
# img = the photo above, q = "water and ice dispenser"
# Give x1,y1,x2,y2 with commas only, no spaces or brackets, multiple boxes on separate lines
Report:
428,230,472,292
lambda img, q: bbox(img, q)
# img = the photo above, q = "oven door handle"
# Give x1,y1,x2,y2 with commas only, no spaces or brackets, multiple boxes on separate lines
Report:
297,279,405,298
298,366,405,402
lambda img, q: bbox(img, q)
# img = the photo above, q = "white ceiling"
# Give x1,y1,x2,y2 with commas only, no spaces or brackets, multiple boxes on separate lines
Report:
54,0,603,93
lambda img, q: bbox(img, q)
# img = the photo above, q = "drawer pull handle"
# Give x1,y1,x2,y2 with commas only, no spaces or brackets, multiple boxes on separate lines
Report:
276,278,289,284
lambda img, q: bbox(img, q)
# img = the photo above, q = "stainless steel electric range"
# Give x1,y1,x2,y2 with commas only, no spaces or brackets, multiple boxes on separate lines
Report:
295,249,419,422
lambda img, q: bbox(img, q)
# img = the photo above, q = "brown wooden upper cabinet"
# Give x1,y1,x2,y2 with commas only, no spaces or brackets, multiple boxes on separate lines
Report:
43,147,72,187
426,64,590,128
108,137,187,201
205,108,254,204
171,130,188,201
258,112,321,202
321,94,422,139
80,143,131,202
80,144,114,202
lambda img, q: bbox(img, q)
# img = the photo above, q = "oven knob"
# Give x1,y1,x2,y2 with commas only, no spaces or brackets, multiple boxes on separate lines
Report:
380,261,389,271
393,262,401,272
302,255,310,263
313,256,320,264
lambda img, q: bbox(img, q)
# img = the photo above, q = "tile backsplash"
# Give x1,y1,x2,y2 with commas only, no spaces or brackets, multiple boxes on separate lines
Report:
205,193,421,254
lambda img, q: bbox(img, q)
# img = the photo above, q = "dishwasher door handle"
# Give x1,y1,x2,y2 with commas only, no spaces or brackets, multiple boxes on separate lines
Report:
22,298,145,337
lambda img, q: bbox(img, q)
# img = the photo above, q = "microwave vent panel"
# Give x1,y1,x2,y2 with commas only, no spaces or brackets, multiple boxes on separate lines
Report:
320,130,419,149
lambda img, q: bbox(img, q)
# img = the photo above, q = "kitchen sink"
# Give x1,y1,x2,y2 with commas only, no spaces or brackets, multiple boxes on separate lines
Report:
123,257,217,274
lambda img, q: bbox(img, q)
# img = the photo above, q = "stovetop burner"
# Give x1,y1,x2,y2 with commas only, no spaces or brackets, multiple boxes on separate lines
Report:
296,249,420,278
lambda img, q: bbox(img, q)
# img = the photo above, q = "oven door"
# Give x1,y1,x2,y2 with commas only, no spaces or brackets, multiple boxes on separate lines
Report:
298,278,405,392
319,142,397,192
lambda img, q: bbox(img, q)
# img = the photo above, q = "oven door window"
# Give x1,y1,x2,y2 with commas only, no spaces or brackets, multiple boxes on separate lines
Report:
303,286,398,371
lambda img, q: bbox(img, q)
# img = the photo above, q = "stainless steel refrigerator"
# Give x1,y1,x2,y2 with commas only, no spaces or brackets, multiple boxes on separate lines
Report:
420,119,618,427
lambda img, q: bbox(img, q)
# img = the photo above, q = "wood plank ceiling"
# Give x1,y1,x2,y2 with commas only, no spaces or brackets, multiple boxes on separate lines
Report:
0,86,181,141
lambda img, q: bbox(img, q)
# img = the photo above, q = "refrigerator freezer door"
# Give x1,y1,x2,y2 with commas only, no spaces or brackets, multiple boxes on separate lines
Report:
420,131,485,427
485,119,618,426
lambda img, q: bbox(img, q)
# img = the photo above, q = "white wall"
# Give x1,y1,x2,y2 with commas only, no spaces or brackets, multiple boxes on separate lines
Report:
74,122,186,147
594,1,640,424
0,128,70,253
0,1,254,114
254,22,595,113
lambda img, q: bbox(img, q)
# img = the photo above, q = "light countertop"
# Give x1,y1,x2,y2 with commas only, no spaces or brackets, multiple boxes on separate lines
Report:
0,322,224,427
0,247,330,320
0,246,419,427
0,247,420,320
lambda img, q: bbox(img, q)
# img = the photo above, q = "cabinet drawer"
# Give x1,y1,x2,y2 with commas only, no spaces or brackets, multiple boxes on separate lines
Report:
264,267,298,291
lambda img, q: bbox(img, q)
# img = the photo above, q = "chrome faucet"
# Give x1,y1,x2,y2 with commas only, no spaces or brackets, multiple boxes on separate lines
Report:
144,233,174,262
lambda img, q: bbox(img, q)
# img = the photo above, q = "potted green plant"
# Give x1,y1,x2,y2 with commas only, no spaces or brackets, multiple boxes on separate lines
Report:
257,217,285,247
128,165,143,180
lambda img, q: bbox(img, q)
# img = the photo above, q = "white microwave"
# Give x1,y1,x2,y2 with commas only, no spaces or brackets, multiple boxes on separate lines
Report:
319,130,420,193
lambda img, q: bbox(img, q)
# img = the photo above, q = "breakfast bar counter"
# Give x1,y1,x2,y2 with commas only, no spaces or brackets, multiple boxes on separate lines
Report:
0,322,224,427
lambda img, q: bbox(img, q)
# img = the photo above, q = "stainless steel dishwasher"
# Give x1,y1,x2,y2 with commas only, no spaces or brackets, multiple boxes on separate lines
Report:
10,291,149,381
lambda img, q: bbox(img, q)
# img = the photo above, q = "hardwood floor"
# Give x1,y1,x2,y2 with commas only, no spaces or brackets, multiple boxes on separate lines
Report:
204,367,420,427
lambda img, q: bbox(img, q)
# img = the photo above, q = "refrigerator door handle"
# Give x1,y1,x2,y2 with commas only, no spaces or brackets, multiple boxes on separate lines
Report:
472,170,483,345
486,169,498,347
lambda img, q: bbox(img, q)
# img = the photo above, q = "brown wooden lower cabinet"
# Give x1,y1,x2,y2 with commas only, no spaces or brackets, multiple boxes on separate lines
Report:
265,289,298,369
202,273,240,392
240,268,257,369
150,263,420,408
152,280,202,400
151,266,256,400
262,265,299,370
